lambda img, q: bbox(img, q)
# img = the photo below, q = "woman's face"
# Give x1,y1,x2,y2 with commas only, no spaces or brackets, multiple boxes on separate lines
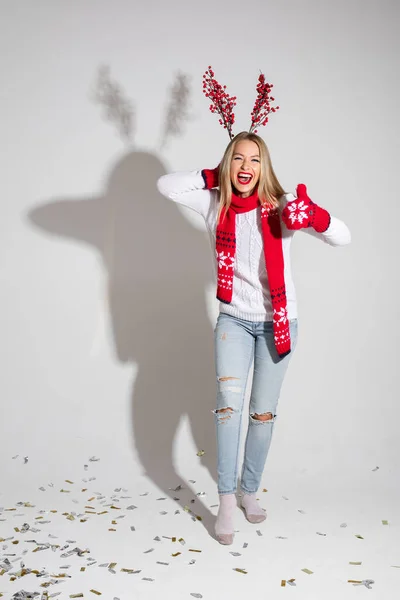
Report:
230,139,261,197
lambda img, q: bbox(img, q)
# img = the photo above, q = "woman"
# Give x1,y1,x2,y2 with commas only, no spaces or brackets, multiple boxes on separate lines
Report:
157,131,351,545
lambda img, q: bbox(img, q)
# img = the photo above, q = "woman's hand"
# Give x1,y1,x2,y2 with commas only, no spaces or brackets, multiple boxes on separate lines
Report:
201,165,220,189
282,184,331,233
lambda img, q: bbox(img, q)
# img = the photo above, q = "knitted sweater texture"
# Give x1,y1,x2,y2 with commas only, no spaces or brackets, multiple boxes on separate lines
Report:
157,170,351,322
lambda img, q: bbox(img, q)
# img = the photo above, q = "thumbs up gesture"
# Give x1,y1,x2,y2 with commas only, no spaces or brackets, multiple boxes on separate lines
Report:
282,184,331,233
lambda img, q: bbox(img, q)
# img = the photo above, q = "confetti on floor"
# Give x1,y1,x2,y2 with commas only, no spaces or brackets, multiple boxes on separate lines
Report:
2,454,398,597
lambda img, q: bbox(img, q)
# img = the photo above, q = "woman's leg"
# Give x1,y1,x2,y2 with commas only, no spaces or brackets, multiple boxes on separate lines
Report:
213,313,255,494
240,320,298,495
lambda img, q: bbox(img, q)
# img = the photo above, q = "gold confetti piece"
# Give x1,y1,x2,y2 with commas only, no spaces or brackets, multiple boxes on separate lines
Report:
80,519,87,522
80,567,86,572
172,537,176,542
97,511,108,515
196,450,205,456
12,540,19,545
262,488,268,492
82,488,87,492
90,591,102,596
189,549,202,553
382,520,389,525
70,595,84,598
355,534,364,539
349,562,362,565
85,511,96,515
14,527,19,532
65,480,74,484
172,552,181,557
234,568,248,574
110,505,121,510
121,568,135,573
5,508,16,511
288,579,296,583
88,496,95,501
60,489,70,493
195,515,203,521
109,562,117,569
111,520,117,524
85,506,95,509
348,580,362,584
35,516,44,520
50,509,57,513
281,580,286,587
108,528,116,531
301,568,313,575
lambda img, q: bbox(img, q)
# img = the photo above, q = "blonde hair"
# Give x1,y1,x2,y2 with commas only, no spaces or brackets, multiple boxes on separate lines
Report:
217,131,286,224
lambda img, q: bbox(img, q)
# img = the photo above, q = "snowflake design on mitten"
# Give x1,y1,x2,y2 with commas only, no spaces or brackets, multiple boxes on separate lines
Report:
286,200,309,225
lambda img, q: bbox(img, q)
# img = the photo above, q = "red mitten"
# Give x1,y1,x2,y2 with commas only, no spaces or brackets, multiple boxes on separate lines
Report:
201,165,220,189
282,184,331,233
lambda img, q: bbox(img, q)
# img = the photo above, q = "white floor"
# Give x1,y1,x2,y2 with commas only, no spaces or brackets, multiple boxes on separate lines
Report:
1,458,399,600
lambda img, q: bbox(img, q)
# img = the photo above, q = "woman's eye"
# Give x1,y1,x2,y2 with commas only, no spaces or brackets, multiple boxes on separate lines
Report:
252,159,260,162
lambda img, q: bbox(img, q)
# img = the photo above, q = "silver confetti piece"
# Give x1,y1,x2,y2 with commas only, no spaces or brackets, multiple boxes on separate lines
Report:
190,595,203,599
256,530,263,536
352,579,375,589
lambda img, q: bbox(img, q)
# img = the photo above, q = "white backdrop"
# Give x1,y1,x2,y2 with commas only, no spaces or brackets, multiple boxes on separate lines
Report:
1,0,399,503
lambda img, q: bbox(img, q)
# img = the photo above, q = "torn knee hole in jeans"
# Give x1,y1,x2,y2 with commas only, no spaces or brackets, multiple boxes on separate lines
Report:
213,406,234,423
250,412,275,422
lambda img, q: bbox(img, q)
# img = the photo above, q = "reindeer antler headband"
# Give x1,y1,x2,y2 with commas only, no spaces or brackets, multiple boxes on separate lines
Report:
202,66,280,139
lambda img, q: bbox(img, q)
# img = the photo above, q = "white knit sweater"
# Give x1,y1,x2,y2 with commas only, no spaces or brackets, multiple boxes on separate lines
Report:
157,170,351,322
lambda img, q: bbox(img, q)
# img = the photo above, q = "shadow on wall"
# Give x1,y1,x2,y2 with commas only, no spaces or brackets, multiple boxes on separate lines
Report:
27,149,218,533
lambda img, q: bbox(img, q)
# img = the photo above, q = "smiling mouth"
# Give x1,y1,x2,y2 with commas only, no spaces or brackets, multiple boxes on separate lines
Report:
237,173,253,185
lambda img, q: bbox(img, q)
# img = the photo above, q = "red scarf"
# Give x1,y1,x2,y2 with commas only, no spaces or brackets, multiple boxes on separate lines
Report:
216,189,291,358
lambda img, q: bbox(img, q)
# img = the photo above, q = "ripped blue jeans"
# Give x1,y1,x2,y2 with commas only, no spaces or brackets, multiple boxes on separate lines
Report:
213,312,298,495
